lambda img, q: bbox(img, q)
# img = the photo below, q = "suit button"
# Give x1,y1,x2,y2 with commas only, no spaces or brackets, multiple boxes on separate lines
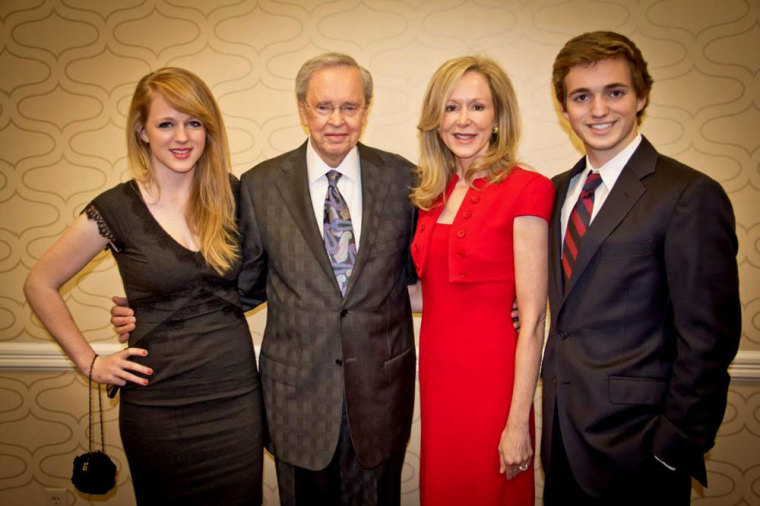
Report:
336,359,343,366
462,210,472,219
455,251,465,259
470,195,481,203
456,230,466,238
558,331,569,340
340,309,348,318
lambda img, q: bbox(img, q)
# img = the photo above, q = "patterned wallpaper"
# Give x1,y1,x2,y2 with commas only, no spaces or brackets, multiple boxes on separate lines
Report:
0,0,758,505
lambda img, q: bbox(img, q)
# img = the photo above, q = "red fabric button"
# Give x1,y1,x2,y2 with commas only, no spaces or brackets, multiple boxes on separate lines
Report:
456,230,466,238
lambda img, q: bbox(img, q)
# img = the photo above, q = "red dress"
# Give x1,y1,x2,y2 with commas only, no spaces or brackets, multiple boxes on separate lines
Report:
412,168,554,505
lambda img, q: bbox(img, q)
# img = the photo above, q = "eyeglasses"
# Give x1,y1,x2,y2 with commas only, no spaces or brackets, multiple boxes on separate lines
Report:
305,102,365,117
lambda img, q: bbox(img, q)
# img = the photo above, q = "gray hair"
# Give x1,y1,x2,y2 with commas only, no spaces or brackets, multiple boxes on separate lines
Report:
295,52,373,104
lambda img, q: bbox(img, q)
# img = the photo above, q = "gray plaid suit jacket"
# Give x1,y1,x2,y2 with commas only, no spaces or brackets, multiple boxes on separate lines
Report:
238,141,417,471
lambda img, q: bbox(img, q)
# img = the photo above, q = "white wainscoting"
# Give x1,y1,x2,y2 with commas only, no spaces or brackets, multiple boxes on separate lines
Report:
1,342,758,380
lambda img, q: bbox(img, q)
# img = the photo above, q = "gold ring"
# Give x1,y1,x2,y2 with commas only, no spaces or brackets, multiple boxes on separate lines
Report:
518,463,529,471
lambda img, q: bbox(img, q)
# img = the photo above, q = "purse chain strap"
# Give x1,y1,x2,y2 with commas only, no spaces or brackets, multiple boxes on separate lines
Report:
87,354,106,453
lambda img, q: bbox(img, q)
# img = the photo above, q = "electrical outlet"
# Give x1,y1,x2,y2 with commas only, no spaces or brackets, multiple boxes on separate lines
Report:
44,488,66,506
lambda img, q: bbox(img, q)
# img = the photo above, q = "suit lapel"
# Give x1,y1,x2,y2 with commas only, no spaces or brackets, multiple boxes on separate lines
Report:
550,159,585,302
344,144,391,298
561,138,658,301
273,141,340,291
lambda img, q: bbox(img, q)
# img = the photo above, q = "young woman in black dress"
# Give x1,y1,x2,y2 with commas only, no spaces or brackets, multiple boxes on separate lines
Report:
24,67,263,505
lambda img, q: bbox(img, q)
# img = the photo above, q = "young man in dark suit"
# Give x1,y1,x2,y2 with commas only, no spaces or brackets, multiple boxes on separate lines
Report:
541,31,741,505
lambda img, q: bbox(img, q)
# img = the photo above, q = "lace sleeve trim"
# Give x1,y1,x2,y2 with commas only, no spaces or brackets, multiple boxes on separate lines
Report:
84,203,120,250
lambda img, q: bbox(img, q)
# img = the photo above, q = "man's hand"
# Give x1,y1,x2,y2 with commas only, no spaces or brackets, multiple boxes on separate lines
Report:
511,299,520,331
111,295,135,343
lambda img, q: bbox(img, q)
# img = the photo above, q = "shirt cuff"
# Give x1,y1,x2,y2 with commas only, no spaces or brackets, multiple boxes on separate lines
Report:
654,455,676,471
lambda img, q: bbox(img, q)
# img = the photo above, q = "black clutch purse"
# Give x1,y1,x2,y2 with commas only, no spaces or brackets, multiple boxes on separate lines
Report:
72,355,117,495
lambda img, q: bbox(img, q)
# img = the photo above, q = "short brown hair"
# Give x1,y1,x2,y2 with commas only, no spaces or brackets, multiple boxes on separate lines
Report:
552,31,653,122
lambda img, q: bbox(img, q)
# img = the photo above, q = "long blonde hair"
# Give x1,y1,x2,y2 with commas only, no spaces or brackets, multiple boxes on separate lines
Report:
126,67,238,275
412,56,521,210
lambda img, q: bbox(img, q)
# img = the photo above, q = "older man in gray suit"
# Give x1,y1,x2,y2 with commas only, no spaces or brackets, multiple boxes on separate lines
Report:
112,53,417,505
237,53,417,506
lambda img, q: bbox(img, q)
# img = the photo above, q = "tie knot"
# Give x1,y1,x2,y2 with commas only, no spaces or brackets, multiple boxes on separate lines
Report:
326,170,342,187
582,171,602,195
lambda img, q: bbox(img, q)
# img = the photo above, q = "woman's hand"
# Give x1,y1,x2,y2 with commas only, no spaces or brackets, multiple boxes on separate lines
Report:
498,423,533,480
91,348,152,386
497,214,548,480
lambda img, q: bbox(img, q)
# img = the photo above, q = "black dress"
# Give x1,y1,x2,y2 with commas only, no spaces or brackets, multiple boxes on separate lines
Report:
85,179,263,506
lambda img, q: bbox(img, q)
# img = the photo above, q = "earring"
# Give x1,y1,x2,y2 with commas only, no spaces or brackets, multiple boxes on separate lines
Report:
492,125,499,134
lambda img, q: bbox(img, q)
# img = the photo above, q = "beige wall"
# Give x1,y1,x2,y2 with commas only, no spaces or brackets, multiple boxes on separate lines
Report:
1,0,758,505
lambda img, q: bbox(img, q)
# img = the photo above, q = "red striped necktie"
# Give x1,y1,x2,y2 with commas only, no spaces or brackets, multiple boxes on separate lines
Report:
561,171,602,286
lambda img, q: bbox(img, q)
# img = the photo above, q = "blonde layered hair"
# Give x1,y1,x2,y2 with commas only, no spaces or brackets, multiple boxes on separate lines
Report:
127,67,238,275
412,56,521,210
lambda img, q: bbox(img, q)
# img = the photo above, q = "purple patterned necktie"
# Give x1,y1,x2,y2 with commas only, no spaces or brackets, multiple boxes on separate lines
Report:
324,170,357,296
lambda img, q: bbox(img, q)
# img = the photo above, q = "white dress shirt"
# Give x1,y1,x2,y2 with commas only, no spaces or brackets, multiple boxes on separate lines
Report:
306,138,363,248
560,134,642,240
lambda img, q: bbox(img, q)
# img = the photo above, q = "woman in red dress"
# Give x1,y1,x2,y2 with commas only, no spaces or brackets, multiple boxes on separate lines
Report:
410,56,554,505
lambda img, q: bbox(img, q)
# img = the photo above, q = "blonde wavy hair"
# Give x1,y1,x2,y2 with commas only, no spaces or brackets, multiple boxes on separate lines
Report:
412,56,521,210
126,67,238,275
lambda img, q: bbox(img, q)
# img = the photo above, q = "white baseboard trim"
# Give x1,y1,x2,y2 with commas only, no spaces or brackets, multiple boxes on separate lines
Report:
0,342,125,370
0,343,758,380
727,350,760,381
0,342,264,371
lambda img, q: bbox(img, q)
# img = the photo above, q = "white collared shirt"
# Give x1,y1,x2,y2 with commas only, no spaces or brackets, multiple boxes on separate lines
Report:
560,134,642,240
306,138,363,248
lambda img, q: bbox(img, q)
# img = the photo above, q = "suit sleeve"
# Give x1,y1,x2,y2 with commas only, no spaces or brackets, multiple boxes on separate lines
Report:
400,156,419,286
405,206,419,285
653,176,741,484
237,174,268,311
